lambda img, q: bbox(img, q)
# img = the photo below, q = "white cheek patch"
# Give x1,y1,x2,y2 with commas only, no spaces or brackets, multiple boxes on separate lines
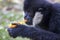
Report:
46,0,60,4
33,12,43,26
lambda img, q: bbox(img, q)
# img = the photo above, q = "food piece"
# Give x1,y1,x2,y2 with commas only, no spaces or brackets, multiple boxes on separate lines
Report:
9,24,16,28
8,20,27,28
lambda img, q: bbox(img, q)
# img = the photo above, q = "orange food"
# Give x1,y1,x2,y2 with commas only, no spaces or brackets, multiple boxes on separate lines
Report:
24,19,28,22
18,20,27,24
8,20,27,28
9,24,16,28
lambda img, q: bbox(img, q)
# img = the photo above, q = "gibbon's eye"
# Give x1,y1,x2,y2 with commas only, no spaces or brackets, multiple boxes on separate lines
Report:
38,8,43,12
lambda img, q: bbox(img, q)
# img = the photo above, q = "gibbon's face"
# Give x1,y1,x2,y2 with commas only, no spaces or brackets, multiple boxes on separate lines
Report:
24,11,35,25
24,11,43,25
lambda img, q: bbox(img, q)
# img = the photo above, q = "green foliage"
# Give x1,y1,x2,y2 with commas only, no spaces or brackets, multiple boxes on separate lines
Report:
0,11,30,40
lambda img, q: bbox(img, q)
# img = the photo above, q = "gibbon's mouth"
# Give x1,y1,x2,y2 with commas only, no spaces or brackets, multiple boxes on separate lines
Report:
24,19,32,25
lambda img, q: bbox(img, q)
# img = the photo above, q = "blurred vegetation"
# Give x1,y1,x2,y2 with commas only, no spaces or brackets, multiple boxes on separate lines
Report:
0,0,30,40
0,11,30,40
0,0,60,40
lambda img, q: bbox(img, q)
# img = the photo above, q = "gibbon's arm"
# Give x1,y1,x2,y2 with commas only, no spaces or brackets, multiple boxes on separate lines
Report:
8,23,60,40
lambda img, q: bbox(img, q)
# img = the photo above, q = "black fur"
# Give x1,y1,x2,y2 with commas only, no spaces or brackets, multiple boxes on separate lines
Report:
7,0,60,40
24,0,60,33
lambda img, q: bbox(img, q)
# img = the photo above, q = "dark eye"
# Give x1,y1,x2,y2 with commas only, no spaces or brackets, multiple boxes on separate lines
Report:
38,8,43,12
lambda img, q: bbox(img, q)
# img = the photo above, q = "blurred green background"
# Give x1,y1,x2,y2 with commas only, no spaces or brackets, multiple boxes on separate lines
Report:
0,0,30,40
0,0,60,40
